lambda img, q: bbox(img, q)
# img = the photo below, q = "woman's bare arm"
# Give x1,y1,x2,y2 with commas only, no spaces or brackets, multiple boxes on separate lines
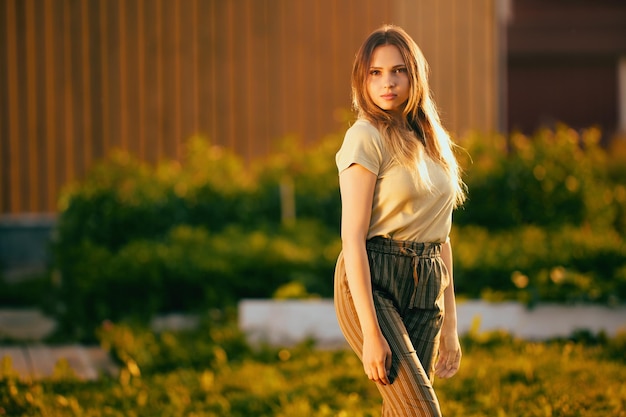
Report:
339,163,392,385
435,239,462,378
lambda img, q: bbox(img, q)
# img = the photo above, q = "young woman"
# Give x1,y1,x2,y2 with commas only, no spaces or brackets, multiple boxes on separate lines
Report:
334,25,466,416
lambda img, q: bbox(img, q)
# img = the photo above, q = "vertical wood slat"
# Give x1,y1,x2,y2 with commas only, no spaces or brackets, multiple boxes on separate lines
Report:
243,0,254,157
62,0,75,186
137,0,146,159
161,0,175,160
204,0,217,149
191,0,199,136
25,0,37,210
107,0,120,152
123,0,138,157
173,0,181,157
81,0,93,176
98,0,110,158
5,0,21,212
0,4,4,213
0,0,499,215
155,0,164,161
275,0,288,143
43,0,57,211
0,0,4,213
118,0,128,151
224,1,236,150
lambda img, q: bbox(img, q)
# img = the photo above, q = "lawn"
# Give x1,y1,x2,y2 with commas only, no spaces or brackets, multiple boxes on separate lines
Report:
1,320,624,416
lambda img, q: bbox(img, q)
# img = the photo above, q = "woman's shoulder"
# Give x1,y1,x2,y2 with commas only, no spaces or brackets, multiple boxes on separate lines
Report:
347,118,380,135
337,119,386,174
344,119,383,146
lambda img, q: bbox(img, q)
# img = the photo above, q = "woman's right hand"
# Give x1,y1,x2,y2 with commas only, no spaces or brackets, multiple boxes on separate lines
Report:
362,331,392,385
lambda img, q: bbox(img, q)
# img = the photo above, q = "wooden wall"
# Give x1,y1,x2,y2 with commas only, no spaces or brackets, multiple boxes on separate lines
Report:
0,0,500,214
507,0,626,135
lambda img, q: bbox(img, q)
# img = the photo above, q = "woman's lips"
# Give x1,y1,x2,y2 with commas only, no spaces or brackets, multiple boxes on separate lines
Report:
381,93,397,100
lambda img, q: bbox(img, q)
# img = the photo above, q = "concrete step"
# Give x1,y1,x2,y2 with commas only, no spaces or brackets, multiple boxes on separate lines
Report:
0,345,118,381
0,308,198,381
0,309,117,380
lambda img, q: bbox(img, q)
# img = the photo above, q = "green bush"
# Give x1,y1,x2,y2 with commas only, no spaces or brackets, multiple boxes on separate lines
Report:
53,136,343,339
455,126,623,231
251,134,343,229
53,222,340,340
451,126,626,306
452,224,626,304
96,314,251,375
50,127,626,339
0,274,52,308
56,140,259,251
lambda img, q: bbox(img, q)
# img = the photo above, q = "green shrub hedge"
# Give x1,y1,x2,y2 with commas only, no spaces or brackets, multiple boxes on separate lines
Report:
452,225,626,305
52,137,343,338
451,126,626,305
53,221,340,340
50,127,626,339
454,126,625,231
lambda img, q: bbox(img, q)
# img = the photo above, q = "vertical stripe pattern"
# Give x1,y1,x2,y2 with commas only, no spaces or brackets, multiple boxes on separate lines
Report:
0,0,499,214
334,237,449,417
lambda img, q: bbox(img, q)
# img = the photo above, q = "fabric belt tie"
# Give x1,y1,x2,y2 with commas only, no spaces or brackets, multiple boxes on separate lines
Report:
399,246,422,307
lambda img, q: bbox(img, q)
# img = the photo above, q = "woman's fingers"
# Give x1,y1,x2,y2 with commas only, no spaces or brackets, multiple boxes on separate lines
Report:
369,366,390,385
435,347,461,378
435,332,462,378
362,333,392,385
365,357,391,385
379,361,390,385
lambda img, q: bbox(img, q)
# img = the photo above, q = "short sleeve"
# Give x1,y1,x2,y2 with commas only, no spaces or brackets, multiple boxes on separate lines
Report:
335,120,383,175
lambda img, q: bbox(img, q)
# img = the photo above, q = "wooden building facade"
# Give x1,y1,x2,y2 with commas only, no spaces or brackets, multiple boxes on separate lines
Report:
506,0,626,137
1,0,502,215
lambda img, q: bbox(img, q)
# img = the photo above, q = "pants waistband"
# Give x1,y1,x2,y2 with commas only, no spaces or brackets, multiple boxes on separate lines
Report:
366,236,441,258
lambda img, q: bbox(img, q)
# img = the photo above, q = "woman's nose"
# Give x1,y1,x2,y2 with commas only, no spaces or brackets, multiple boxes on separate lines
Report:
383,73,395,88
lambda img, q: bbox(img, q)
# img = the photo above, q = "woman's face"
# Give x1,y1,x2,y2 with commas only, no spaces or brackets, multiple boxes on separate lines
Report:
366,44,410,116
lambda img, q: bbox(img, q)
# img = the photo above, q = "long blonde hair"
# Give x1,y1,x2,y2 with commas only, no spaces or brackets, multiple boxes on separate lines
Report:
352,25,466,206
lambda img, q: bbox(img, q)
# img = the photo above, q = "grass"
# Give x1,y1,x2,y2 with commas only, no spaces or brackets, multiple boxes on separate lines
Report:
0,319,625,416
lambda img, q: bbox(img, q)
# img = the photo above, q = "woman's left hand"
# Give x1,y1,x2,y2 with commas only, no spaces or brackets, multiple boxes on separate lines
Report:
435,330,462,378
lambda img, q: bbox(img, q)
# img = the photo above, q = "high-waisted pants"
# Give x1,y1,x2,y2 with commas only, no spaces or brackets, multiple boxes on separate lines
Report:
334,237,449,417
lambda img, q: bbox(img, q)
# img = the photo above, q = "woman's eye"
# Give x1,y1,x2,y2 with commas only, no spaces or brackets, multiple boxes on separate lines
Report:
395,68,407,73
370,70,381,76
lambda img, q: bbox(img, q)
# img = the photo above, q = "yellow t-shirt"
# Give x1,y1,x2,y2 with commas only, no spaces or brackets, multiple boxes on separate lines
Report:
336,119,455,243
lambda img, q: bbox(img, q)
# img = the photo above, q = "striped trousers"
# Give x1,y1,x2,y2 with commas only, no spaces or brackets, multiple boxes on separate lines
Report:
334,237,449,417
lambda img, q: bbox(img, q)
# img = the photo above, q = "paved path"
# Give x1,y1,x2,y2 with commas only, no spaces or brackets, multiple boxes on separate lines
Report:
0,309,118,380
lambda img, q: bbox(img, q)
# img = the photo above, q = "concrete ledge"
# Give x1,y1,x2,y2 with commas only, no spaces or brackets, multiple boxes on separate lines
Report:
239,299,347,348
0,309,57,341
239,299,626,347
